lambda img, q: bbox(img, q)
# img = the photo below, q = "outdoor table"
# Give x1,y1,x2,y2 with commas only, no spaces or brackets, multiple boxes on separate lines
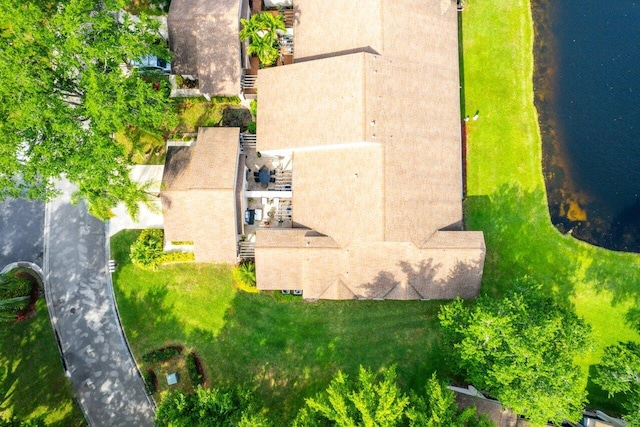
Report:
258,168,271,188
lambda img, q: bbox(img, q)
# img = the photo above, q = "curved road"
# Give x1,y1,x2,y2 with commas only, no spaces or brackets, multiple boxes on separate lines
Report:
0,179,155,426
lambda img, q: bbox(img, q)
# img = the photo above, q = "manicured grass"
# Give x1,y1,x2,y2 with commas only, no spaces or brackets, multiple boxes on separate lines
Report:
111,230,446,424
0,299,85,426
461,0,640,412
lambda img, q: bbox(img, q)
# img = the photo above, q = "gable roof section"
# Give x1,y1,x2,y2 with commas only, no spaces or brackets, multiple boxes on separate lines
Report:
293,0,383,61
258,50,462,245
255,234,485,300
161,127,240,263
292,145,385,246
293,0,458,66
168,0,241,96
257,53,368,151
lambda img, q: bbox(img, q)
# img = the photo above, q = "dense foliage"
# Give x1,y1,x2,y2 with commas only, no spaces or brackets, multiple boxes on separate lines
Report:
0,273,31,320
594,341,640,426
143,370,157,395
130,229,195,269
232,262,256,289
186,352,204,387
439,282,590,426
141,346,181,363
130,229,165,269
239,12,285,66
155,386,270,427
0,0,177,220
293,367,490,427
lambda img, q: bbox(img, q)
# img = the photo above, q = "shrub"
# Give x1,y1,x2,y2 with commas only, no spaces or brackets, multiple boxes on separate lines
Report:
143,370,157,395
170,241,194,246
130,229,164,269
158,252,195,265
142,346,182,363
250,99,257,118
247,121,256,134
174,75,183,87
0,273,31,299
233,262,258,293
186,353,204,386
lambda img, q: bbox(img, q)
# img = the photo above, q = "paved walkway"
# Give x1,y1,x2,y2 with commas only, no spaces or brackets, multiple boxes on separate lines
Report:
45,180,154,427
108,165,164,237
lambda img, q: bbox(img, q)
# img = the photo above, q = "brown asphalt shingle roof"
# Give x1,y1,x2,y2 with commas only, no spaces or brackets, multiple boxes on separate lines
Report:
254,0,484,299
161,127,240,263
168,0,242,96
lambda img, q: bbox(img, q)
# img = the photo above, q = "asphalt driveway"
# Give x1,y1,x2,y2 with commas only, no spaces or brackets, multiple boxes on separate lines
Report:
0,198,44,268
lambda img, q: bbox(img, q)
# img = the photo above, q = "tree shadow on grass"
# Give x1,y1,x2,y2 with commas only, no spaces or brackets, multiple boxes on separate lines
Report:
206,293,446,424
467,183,640,307
466,183,583,300
585,365,626,417
116,277,451,425
0,299,84,426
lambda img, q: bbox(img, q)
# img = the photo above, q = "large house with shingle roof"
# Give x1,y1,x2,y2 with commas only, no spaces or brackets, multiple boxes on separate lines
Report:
161,0,485,300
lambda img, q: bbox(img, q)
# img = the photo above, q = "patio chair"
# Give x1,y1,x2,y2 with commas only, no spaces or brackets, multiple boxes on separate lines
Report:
254,171,259,177
270,170,276,175
269,177,276,183
254,177,260,183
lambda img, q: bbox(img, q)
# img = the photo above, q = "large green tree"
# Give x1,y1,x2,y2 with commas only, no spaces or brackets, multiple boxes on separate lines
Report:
0,0,176,220
294,367,490,427
439,283,590,426
594,341,640,426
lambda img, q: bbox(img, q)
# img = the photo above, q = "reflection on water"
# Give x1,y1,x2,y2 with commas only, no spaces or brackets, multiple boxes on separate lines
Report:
533,0,640,252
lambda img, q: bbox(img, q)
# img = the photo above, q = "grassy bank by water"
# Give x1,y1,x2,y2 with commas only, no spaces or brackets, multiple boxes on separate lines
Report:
461,0,640,412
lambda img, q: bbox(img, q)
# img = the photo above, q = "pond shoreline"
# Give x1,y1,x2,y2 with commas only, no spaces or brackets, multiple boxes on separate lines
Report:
532,0,640,253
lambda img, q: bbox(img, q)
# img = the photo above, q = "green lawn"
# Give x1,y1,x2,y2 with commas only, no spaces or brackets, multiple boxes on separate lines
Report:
0,299,85,426
461,0,640,412
111,230,447,424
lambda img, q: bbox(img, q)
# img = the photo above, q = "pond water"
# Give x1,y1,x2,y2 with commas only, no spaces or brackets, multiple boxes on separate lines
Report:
533,0,640,252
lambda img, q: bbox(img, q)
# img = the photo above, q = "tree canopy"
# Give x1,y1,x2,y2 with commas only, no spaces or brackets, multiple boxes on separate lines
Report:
155,386,270,427
439,282,590,426
293,367,491,427
594,341,640,426
0,0,176,220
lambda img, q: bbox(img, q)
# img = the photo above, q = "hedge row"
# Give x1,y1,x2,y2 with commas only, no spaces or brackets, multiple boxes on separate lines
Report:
186,352,204,387
143,370,157,395
142,346,182,363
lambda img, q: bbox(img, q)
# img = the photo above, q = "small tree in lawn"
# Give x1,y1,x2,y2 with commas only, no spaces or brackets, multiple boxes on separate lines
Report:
239,12,285,66
594,341,640,426
439,280,590,426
